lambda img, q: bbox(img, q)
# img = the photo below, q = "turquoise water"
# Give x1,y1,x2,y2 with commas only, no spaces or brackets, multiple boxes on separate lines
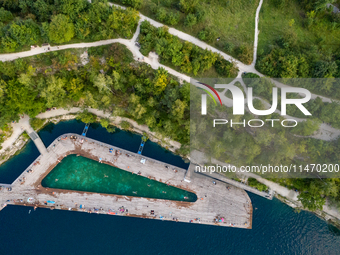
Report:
0,120,340,254
41,155,197,202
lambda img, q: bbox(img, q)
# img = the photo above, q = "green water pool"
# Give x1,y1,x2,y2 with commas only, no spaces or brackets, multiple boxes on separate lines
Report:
41,155,197,202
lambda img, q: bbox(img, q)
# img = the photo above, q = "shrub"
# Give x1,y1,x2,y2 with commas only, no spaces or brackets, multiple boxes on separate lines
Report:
120,120,131,129
156,8,167,22
197,28,217,42
106,125,116,133
248,178,268,192
184,13,197,27
166,12,180,25
76,111,97,123
121,0,142,9
195,9,205,22
236,44,252,65
224,42,234,53
30,118,46,130
214,57,236,77
179,0,199,14
48,14,75,44
100,118,110,128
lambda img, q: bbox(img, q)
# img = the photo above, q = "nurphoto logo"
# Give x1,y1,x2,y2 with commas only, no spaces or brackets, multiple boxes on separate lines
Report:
198,82,312,128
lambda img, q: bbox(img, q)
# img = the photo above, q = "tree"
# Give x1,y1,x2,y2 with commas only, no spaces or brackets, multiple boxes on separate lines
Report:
298,191,325,211
76,110,97,123
32,0,52,22
0,7,13,22
153,68,168,95
0,79,6,103
2,19,40,51
58,0,89,21
171,99,187,119
93,73,113,94
40,76,66,108
66,77,84,100
48,14,75,43
313,60,338,78
100,118,110,128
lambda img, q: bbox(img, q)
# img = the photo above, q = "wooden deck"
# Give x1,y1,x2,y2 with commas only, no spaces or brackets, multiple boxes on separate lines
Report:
0,134,252,228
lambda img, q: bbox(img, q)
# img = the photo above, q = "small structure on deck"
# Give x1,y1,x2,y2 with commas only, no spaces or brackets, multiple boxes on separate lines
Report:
82,123,90,136
137,136,147,155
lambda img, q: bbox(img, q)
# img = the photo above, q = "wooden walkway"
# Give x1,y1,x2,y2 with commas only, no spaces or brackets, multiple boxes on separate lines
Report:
26,126,47,155
0,134,252,228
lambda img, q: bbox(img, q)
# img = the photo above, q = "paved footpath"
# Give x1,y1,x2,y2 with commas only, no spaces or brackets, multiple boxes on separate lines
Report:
0,1,338,146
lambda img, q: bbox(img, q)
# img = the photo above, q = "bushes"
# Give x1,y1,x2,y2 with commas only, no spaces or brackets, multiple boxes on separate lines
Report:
1,19,40,52
120,0,142,9
47,14,75,44
248,178,268,192
0,3,140,52
215,56,237,77
290,119,321,136
236,44,252,65
198,28,217,43
99,118,110,128
76,111,97,123
242,73,274,102
138,21,238,77
30,118,46,131
0,40,191,143
156,8,167,22
120,120,131,130
0,7,13,22
166,11,180,25
184,13,197,27
179,0,199,14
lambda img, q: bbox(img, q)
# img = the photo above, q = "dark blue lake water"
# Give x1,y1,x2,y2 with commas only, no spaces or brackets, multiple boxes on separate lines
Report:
0,119,188,184
0,120,339,254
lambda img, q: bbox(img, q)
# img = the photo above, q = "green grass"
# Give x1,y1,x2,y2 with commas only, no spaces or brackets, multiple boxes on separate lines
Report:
258,0,340,58
113,0,259,63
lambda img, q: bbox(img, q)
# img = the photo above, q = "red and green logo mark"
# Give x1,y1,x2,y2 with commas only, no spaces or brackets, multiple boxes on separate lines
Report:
197,82,222,106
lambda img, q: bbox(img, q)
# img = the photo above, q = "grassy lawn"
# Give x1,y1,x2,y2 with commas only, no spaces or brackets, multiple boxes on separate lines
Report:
258,0,340,66
113,0,259,64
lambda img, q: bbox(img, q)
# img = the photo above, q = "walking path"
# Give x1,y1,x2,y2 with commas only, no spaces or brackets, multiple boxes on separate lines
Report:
190,150,340,221
0,0,338,153
252,0,263,66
